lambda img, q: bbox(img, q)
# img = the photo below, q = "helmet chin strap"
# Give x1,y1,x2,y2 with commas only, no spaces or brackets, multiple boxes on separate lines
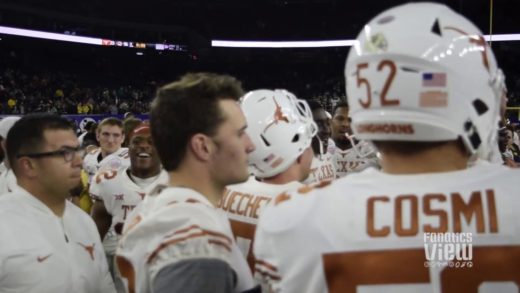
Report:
318,138,325,156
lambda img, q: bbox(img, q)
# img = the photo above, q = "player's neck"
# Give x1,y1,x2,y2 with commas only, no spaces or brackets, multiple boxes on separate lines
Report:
167,169,223,207
262,164,304,184
320,139,329,153
334,140,352,151
19,180,66,216
380,144,469,174
130,166,161,179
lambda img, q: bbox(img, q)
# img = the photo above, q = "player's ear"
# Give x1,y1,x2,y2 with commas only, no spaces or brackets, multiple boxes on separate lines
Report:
189,133,213,162
17,157,39,179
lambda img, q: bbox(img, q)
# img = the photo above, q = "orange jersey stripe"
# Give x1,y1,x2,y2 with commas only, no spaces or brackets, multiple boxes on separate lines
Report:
255,268,282,281
164,224,232,244
208,239,232,252
147,228,232,264
256,259,279,272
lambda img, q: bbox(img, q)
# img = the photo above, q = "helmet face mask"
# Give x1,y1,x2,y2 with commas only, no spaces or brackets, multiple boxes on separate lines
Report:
345,3,504,157
240,89,317,178
344,132,377,159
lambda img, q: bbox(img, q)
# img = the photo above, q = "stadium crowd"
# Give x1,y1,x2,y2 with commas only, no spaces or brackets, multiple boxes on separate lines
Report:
0,68,152,115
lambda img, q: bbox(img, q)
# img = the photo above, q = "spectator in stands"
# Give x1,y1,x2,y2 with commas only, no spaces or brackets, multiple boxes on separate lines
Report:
7,96,16,112
55,88,64,99
108,101,118,115
506,127,520,162
499,127,517,167
512,124,520,146
77,99,93,114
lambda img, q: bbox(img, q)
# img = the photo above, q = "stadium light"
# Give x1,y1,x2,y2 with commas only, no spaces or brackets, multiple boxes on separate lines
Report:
0,25,101,45
212,33,520,48
211,39,359,48
0,25,186,51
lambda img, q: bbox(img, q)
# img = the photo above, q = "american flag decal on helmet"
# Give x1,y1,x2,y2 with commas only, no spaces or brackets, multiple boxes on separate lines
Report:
422,73,446,87
263,153,275,163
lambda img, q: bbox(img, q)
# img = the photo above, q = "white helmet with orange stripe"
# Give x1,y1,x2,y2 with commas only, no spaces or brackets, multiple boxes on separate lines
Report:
345,2,504,158
240,89,317,178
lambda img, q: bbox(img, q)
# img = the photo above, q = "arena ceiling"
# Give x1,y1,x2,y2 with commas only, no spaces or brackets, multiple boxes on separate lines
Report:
1,0,519,42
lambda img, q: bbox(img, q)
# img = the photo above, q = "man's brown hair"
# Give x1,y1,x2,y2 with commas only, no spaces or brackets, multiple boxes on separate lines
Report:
97,117,123,134
150,73,244,171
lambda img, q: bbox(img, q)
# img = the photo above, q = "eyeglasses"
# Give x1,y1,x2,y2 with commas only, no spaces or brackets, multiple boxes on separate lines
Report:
16,146,86,162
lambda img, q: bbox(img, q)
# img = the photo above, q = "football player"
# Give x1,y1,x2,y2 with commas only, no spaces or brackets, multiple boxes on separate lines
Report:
83,117,130,183
219,89,316,271
116,73,257,293
254,3,520,292
89,122,168,290
331,102,379,178
304,100,336,184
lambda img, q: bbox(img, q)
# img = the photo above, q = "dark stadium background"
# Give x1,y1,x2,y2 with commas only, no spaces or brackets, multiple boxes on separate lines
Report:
0,0,519,119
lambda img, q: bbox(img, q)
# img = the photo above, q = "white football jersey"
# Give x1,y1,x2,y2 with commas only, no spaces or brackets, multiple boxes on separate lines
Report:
304,152,336,184
0,162,17,195
254,164,520,293
334,143,379,178
83,147,130,183
219,176,303,270
116,186,255,293
326,138,336,155
0,162,6,176
0,187,115,293
89,167,169,254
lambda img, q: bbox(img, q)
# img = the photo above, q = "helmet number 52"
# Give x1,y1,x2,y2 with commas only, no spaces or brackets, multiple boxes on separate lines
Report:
356,60,399,108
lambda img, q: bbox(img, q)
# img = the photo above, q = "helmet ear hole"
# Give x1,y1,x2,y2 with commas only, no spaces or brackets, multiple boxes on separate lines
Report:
472,99,489,115
292,134,300,143
464,120,482,150
260,134,271,147
431,18,442,36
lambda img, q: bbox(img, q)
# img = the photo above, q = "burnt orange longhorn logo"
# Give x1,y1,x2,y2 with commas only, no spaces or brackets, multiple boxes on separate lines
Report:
37,254,52,263
263,97,290,133
443,26,490,72
77,242,95,260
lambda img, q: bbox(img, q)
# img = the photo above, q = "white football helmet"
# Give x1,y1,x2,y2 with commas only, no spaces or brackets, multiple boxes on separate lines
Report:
345,3,504,156
240,89,317,178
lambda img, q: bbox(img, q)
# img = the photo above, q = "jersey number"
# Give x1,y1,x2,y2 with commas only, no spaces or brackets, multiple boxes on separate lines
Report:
116,256,136,293
323,246,520,292
229,220,256,272
95,169,117,184
356,60,399,108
